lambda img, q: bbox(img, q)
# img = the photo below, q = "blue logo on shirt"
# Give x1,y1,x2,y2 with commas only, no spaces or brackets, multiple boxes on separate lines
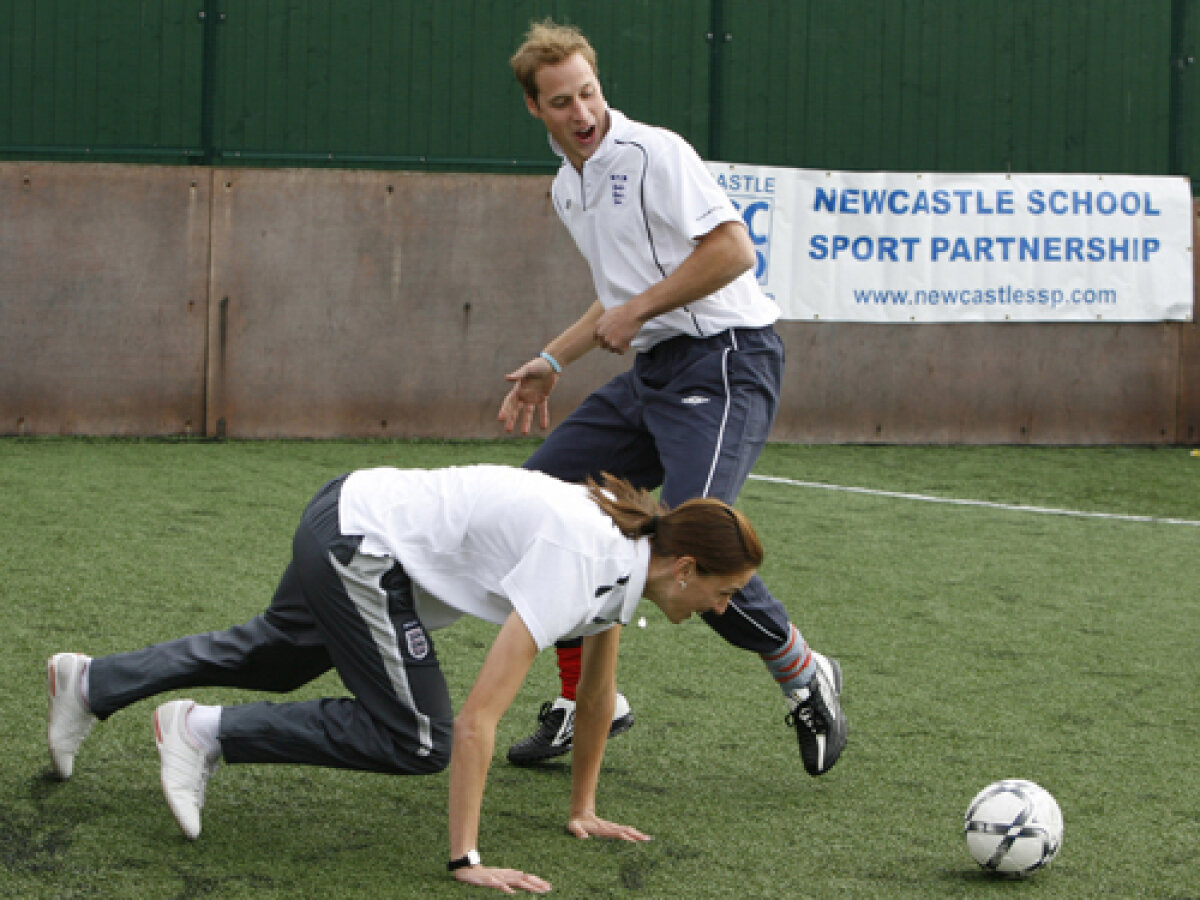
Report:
611,173,628,206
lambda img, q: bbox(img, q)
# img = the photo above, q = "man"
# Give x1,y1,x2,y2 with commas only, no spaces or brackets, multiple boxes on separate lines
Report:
498,21,847,776
47,465,763,893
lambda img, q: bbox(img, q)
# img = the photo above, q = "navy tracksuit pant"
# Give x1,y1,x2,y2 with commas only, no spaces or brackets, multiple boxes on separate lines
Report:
525,325,792,654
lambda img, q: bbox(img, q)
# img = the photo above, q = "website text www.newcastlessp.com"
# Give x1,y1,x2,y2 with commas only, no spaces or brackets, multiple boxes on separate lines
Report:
852,284,1118,309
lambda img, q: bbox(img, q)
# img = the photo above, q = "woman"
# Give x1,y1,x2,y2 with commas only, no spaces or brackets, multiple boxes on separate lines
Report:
46,464,762,894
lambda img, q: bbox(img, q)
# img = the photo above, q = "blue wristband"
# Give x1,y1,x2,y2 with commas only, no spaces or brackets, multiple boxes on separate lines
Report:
539,350,563,374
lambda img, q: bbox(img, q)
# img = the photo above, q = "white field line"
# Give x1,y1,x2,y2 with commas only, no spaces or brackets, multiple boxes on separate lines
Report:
747,473,1200,528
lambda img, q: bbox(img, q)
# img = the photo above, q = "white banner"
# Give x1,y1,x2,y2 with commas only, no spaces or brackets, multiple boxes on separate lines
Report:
708,164,1194,323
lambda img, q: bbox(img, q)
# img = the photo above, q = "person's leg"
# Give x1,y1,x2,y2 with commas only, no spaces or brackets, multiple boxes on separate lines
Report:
504,633,635,765
218,478,454,774
649,329,798,661
522,368,663,488
648,327,847,775
86,585,333,720
48,479,341,782
219,552,453,774
506,372,657,764
155,478,455,838
155,543,454,840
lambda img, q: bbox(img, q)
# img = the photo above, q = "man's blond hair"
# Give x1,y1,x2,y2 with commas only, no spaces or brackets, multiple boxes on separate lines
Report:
510,19,598,101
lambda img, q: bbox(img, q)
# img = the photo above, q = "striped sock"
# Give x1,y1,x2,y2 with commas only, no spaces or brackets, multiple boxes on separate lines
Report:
760,624,815,697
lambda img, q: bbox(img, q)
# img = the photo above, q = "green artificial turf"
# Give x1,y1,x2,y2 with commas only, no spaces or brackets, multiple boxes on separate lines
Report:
2,438,1197,898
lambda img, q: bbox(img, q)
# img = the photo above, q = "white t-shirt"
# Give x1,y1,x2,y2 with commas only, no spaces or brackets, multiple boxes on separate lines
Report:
337,465,649,650
549,108,779,350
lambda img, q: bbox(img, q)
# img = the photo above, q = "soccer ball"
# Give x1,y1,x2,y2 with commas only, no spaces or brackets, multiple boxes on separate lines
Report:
963,779,1063,876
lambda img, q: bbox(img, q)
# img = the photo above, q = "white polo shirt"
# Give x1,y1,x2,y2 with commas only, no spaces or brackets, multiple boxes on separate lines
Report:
337,465,649,650
549,108,779,350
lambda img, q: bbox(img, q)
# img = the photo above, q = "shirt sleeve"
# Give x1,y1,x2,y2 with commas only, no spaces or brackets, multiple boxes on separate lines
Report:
645,132,741,241
501,538,594,651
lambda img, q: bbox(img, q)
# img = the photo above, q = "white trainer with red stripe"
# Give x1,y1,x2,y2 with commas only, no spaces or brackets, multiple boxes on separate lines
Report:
154,700,220,840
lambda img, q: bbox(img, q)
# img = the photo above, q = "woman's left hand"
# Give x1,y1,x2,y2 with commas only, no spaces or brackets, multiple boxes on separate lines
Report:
567,812,653,842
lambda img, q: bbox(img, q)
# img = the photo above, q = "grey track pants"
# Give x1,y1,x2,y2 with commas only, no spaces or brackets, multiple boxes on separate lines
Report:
87,476,454,774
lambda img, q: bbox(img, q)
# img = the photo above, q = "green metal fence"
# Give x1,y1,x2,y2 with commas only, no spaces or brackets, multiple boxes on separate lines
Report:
2,0,1199,188
1,0,204,162
715,0,1173,175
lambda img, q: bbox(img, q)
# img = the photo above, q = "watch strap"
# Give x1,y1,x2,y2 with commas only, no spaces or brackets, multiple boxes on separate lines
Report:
447,849,481,871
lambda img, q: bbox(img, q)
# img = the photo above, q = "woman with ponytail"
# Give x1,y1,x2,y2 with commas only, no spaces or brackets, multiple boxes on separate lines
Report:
47,464,761,894
587,473,762,622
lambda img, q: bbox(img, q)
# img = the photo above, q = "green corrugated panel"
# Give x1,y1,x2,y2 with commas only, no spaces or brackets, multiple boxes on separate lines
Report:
1172,0,1200,185
214,0,551,168
0,0,203,160
561,0,712,151
2,0,1195,187
211,0,708,169
716,0,1173,176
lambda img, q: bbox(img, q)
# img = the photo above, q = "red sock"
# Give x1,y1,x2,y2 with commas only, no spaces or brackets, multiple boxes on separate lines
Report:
556,644,583,701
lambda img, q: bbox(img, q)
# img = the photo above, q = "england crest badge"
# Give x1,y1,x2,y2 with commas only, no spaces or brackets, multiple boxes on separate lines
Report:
404,623,430,661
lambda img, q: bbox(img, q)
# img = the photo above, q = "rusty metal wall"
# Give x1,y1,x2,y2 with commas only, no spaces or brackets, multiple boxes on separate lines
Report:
204,166,623,438
0,164,209,435
0,161,1195,444
773,322,1182,444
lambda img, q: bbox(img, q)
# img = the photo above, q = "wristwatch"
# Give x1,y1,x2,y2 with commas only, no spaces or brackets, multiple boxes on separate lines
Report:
447,849,481,871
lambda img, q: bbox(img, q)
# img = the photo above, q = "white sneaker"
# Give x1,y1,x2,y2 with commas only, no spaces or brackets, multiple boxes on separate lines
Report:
47,653,98,780
154,700,220,840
